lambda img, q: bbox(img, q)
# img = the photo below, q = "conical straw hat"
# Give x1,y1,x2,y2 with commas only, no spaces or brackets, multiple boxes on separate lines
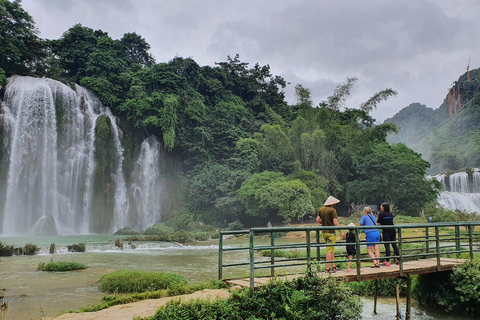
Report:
347,222,355,227
324,196,340,206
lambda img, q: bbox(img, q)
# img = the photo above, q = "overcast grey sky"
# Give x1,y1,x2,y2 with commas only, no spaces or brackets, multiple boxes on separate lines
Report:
21,0,478,122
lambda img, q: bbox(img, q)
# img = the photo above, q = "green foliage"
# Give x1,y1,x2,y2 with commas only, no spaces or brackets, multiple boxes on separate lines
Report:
0,0,44,76
227,220,244,231
413,258,480,316
238,171,315,223
449,258,480,314
77,280,228,313
346,143,441,215
23,243,38,255
100,270,188,294
38,261,87,271
0,241,14,256
423,202,458,222
68,243,86,252
143,223,175,235
347,278,408,296
0,68,7,86
152,274,361,320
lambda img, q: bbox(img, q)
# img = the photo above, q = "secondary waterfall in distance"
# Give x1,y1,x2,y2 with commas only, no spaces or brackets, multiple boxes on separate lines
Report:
433,169,480,213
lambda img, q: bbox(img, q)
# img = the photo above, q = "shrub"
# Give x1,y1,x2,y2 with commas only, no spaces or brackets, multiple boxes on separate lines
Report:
227,220,243,231
49,243,55,254
78,280,229,313
423,202,457,222
38,261,87,271
0,242,15,256
143,223,175,235
347,278,408,296
67,242,86,252
99,270,188,293
152,273,362,320
23,243,38,255
413,258,480,316
114,239,124,248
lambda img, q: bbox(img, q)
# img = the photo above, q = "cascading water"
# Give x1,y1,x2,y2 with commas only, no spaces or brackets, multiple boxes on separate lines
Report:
433,169,480,213
128,136,163,231
0,76,164,235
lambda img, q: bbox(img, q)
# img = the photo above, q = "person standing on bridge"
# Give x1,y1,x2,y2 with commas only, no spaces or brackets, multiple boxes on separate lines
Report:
359,206,381,268
377,202,400,266
316,196,345,273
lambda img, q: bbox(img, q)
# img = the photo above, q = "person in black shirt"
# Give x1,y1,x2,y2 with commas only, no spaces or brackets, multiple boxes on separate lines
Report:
345,222,356,271
377,202,399,266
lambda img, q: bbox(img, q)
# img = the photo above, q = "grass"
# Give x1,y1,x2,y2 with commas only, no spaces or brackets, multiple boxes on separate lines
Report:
71,280,229,313
99,270,188,293
38,261,87,271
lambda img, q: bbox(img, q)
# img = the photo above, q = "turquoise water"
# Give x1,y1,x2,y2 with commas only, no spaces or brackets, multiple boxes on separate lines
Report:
0,235,467,320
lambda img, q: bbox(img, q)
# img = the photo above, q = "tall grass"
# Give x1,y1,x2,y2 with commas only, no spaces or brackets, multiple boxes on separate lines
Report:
38,261,87,271
99,270,188,293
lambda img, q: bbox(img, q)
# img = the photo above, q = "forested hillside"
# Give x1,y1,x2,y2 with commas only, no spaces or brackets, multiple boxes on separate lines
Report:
386,68,480,174
0,0,440,230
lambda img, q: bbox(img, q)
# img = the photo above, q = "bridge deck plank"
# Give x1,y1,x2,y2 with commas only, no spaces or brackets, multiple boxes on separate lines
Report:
225,258,466,288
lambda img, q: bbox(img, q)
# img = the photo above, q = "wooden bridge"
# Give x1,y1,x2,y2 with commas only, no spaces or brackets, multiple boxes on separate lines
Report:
218,222,480,319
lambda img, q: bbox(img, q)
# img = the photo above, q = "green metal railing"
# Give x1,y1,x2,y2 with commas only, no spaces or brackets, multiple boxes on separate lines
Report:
218,222,480,288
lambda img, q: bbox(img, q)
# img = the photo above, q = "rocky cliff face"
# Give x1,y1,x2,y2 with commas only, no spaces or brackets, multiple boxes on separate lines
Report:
385,68,480,174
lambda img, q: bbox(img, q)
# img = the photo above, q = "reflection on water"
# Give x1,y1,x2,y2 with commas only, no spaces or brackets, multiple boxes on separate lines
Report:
0,235,467,320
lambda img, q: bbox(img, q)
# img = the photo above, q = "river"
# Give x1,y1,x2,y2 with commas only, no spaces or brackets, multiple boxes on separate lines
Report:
0,235,466,320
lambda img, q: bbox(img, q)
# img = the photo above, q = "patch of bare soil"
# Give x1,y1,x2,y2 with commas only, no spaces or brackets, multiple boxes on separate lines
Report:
41,289,230,320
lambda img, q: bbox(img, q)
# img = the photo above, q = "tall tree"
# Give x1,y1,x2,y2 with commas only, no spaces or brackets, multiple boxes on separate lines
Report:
52,24,106,81
0,0,43,76
345,143,441,214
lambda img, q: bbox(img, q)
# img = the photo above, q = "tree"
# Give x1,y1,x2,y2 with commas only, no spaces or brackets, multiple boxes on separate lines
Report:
52,24,106,81
0,0,43,76
120,32,155,69
237,171,314,223
345,143,441,214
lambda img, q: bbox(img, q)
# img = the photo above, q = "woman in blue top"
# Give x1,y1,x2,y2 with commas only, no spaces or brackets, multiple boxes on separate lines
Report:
359,206,381,268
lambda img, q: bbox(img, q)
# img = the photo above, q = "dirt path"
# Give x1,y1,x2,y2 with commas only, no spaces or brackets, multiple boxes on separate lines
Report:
41,289,231,320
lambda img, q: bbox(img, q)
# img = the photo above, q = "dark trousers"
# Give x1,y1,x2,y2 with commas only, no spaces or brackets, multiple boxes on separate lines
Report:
382,231,399,261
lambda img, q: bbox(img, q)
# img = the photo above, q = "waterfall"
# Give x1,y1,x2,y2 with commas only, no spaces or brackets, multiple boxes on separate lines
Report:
128,136,163,231
0,76,164,235
433,169,480,213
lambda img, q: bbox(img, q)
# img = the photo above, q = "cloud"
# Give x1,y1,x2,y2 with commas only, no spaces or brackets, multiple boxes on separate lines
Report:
21,0,480,122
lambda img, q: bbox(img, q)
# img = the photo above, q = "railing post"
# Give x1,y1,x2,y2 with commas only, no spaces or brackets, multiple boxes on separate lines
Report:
356,228,362,281
306,230,311,264
468,224,473,260
250,229,255,289
425,226,430,254
270,230,275,278
218,233,223,280
316,230,320,262
435,226,441,271
398,227,403,276
406,275,411,320
455,225,461,257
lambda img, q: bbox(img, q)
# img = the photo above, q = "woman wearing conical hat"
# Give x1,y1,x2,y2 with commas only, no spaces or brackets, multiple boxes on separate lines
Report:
316,196,345,273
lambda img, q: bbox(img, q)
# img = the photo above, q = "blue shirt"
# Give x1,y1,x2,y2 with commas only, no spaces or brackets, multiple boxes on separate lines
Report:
359,214,378,234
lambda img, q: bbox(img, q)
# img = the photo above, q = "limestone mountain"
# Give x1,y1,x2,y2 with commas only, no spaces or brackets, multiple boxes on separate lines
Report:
385,67,480,173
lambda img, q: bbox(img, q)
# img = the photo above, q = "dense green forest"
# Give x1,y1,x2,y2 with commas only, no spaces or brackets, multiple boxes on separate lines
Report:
386,68,480,174
0,0,440,228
